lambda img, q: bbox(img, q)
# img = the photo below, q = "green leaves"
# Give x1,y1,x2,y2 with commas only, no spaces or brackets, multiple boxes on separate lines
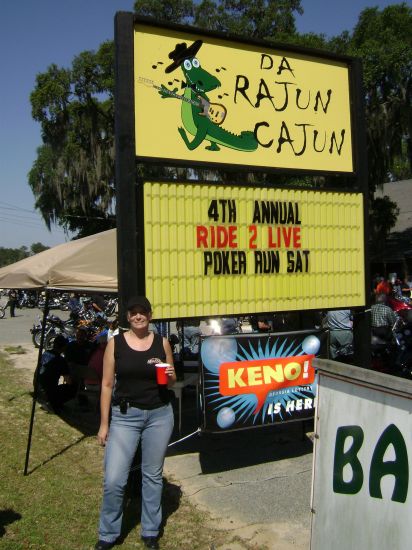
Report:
350,4,412,189
29,42,115,236
30,64,71,125
193,0,303,38
134,0,194,24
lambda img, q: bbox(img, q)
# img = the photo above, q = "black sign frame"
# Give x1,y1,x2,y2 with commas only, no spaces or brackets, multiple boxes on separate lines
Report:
114,12,370,367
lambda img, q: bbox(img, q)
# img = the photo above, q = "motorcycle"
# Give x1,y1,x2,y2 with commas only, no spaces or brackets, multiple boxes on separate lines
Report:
18,292,37,308
37,295,64,310
104,297,118,317
58,293,71,311
31,307,109,350
31,314,77,350
371,317,412,379
387,294,412,323
393,318,412,378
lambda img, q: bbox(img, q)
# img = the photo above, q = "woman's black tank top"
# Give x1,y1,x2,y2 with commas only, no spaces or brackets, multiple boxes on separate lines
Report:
113,332,170,409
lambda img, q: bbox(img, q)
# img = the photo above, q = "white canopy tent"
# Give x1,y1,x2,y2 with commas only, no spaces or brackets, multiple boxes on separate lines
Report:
0,229,118,474
0,229,117,292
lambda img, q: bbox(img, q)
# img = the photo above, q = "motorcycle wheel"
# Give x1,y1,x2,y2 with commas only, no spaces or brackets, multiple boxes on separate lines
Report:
0,307,5,319
32,330,42,348
44,332,57,351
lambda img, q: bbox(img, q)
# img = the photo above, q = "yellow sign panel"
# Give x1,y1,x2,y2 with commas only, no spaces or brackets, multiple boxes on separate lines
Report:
143,182,365,319
134,24,353,173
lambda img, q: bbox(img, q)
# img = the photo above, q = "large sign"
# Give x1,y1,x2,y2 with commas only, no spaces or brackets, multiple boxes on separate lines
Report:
143,181,365,319
311,361,412,549
199,330,324,432
134,22,354,173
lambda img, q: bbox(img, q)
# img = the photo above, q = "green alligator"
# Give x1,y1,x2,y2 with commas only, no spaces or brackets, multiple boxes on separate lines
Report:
159,53,258,152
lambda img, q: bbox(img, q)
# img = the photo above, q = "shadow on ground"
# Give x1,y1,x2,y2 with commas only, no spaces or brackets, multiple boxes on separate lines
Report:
27,395,100,437
30,384,313,476
0,509,22,538
166,385,314,474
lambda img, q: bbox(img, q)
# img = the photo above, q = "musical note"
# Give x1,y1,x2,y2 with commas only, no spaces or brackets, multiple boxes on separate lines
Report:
152,61,164,69
167,79,180,86
218,92,229,99
216,66,227,73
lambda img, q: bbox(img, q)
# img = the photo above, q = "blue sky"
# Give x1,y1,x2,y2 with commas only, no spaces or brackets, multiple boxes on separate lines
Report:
1,0,406,248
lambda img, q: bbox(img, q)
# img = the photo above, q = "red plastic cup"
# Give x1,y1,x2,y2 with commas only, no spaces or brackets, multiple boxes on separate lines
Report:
155,363,169,385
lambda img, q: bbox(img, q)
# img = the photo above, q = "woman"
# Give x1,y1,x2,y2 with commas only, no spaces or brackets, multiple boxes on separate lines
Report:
95,296,176,550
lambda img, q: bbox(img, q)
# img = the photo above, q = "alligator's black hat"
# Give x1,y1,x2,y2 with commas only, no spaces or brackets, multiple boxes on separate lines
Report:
165,40,203,73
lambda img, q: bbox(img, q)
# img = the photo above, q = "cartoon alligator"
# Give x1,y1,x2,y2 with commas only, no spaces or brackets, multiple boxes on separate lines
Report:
158,40,258,152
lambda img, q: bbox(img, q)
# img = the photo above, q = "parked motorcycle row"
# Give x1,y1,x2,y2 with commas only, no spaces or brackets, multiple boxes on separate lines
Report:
29,295,118,351
1,290,69,311
0,289,118,315
4,282,412,379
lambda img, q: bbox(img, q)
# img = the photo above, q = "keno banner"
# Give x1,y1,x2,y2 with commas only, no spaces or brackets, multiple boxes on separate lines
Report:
143,182,365,319
134,23,354,173
199,330,324,432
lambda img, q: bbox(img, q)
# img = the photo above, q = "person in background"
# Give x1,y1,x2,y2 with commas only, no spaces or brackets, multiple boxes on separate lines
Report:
87,332,108,383
392,278,403,298
7,289,18,318
65,327,94,366
95,296,176,550
372,273,382,292
36,335,76,413
375,277,392,295
403,275,412,298
68,293,81,315
371,293,398,341
91,294,107,315
325,309,353,360
220,317,239,335
250,314,273,333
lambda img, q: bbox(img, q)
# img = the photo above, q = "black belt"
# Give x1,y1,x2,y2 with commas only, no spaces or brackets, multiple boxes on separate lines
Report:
112,397,167,414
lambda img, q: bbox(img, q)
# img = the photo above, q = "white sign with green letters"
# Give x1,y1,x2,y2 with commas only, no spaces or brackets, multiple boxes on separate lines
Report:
311,360,411,550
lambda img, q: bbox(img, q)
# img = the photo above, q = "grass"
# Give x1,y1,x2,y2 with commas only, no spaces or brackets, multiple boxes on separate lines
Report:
0,351,242,550
3,346,26,355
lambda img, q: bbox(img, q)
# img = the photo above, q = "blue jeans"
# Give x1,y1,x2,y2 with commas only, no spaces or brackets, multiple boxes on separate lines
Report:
98,403,174,542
